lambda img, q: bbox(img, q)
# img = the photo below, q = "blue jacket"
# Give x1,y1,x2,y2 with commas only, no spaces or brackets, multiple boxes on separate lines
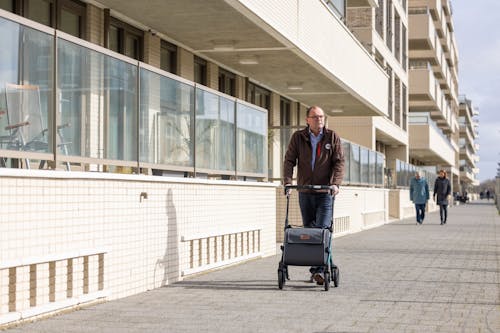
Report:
410,177,429,204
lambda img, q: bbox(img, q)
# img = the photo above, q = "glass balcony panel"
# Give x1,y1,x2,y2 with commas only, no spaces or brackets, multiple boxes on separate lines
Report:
139,68,194,167
376,152,385,185
195,89,235,172
342,141,350,184
0,17,54,155
106,57,137,161
349,144,360,184
236,103,267,175
360,148,369,184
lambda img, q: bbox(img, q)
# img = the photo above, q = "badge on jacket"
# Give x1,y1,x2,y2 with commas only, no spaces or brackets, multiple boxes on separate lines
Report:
325,143,331,150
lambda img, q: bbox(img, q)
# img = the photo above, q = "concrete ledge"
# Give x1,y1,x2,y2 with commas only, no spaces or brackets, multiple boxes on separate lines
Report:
0,290,108,326
181,252,262,276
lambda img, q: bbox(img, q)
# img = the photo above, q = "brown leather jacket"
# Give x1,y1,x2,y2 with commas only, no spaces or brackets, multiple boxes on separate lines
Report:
283,127,345,189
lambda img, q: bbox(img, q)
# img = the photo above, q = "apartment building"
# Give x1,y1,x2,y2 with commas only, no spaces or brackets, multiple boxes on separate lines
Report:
407,0,460,190
343,0,409,189
458,96,479,192
0,0,396,325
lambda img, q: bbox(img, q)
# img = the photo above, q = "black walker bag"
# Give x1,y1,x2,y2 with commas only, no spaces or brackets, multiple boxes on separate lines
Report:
282,227,331,266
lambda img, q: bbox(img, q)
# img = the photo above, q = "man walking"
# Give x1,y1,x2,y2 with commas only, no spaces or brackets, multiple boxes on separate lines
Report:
283,105,345,284
410,171,429,225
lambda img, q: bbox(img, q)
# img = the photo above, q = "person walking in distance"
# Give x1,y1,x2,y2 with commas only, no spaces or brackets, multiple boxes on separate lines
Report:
283,105,345,285
433,169,451,225
410,171,429,225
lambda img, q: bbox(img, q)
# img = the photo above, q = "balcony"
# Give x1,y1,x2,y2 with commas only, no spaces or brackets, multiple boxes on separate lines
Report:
409,63,442,111
459,124,475,146
459,144,475,166
0,13,268,177
408,113,455,166
409,10,442,65
93,0,388,117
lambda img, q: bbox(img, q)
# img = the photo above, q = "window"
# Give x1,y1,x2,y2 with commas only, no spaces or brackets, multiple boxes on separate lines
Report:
247,82,270,110
106,14,143,61
194,56,207,85
0,0,15,11
375,0,383,37
218,68,235,97
386,0,392,50
322,0,345,21
1,0,86,39
280,97,291,126
160,40,177,74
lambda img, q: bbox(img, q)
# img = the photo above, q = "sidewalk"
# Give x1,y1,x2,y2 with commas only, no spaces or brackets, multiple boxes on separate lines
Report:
5,201,500,333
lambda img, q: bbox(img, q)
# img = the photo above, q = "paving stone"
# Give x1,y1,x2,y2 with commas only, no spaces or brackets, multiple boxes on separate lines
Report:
4,202,500,333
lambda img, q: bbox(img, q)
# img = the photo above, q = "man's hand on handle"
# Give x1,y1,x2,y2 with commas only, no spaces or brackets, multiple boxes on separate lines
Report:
331,185,339,196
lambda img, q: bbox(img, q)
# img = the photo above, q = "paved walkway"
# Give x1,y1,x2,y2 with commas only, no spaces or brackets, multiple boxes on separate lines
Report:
5,201,500,333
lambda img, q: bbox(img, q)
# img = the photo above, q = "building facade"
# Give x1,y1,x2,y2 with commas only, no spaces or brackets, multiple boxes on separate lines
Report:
0,0,476,326
407,0,460,189
458,96,479,193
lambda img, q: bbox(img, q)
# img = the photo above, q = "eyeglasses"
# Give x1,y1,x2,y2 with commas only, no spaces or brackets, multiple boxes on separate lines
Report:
307,115,324,119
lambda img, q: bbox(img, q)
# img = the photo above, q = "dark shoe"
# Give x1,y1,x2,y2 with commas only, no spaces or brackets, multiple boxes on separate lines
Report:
440,222,444,225
313,273,324,285
308,274,314,283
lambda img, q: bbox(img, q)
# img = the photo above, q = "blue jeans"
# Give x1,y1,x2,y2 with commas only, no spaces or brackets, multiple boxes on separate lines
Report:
299,192,334,275
298,192,334,228
415,203,426,223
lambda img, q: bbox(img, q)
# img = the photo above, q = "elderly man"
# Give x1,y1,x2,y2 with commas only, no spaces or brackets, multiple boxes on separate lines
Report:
283,105,345,284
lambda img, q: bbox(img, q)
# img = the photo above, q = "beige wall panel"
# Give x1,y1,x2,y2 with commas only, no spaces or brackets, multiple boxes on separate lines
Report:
86,4,104,46
144,32,161,68
207,62,219,90
177,48,194,81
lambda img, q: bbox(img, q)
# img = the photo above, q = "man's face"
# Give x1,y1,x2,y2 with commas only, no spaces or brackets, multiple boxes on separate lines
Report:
306,107,325,133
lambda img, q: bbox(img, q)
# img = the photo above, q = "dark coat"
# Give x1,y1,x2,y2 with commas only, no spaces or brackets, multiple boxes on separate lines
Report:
433,177,451,205
283,127,345,188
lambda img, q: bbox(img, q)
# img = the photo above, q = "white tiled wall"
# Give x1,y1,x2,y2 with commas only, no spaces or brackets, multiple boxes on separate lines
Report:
0,169,277,324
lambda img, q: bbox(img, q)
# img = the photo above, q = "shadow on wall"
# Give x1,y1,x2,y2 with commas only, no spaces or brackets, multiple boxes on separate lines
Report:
154,188,179,287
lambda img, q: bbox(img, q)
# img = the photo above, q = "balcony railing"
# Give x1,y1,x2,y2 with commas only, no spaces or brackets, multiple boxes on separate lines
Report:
395,159,437,189
0,13,267,178
277,126,385,187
